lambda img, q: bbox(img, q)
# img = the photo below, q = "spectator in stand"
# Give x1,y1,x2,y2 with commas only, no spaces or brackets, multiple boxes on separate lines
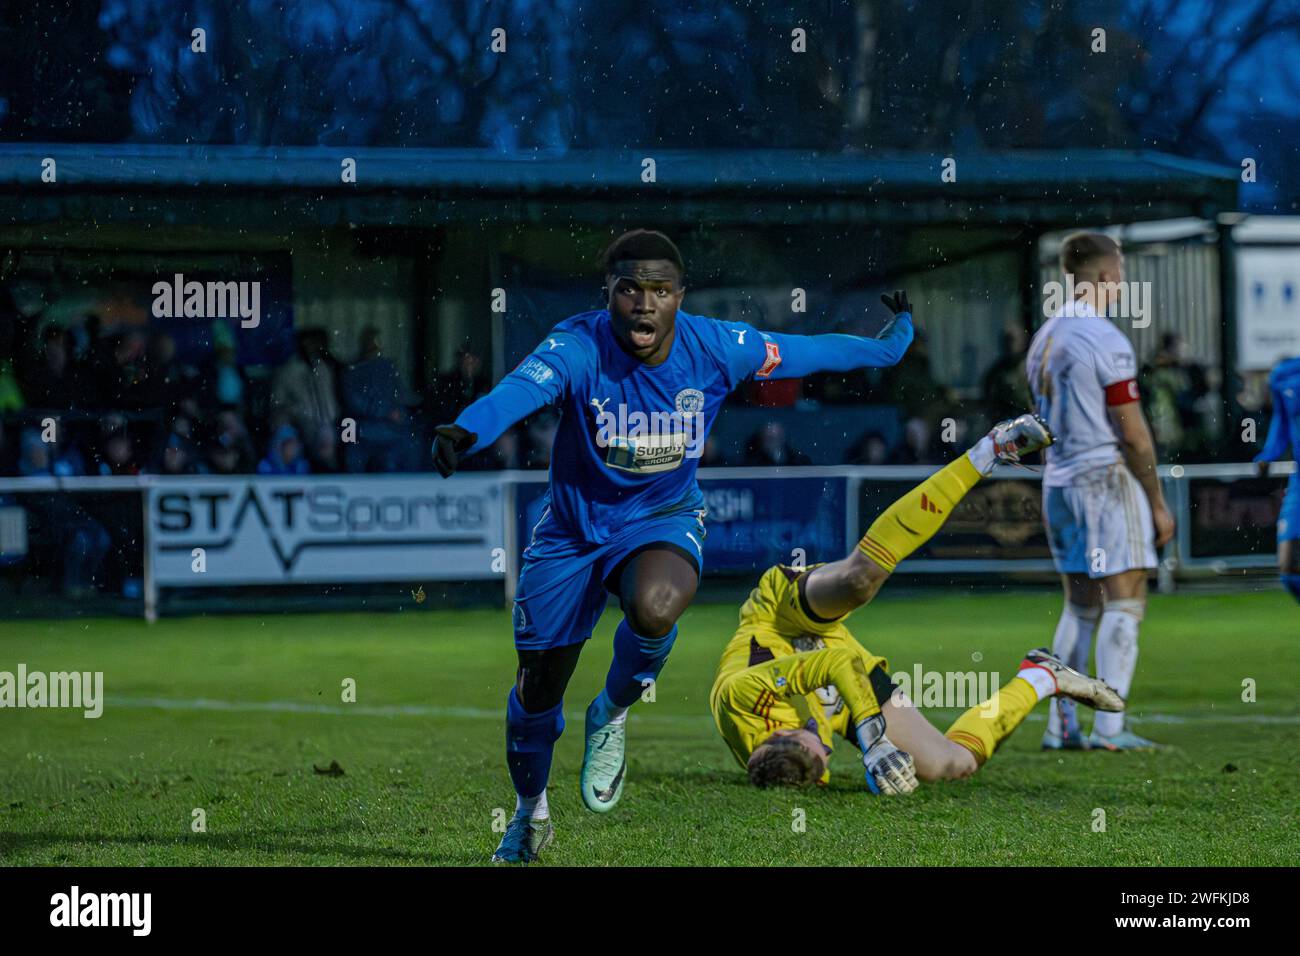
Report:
880,331,955,435
1141,333,1210,461
981,324,1033,425
95,329,151,411
138,332,195,418
206,408,257,475
23,324,83,410
16,423,86,477
71,313,99,368
94,423,142,476
340,326,418,472
206,343,247,411
891,416,937,465
428,347,490,422
257,424,311,476
271,327,341,471
160,429,207,475
17,427,111,597
743,421,811,467
846,430,891,465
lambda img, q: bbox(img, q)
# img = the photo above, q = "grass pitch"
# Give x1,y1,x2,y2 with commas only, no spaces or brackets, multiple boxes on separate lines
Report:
1,589,1296,866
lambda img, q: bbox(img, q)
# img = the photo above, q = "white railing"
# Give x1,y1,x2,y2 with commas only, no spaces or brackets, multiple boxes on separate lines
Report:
0,461,1291,619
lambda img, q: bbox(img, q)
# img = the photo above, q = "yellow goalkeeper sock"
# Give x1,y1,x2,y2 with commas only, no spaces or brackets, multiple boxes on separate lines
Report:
857,452,982,572
944,675,1040,766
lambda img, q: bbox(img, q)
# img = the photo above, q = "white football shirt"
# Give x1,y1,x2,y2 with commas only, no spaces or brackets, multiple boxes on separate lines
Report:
1026,300,1139,487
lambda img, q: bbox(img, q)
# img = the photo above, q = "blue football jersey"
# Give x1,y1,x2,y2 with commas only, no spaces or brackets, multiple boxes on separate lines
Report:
503,308,773,542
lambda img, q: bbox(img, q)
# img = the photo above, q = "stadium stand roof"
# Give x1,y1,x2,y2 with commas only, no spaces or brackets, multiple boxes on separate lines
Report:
0,144,1239,228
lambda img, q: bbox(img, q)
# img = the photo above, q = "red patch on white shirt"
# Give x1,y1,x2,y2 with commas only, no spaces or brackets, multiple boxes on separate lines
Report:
1104,378,1140,405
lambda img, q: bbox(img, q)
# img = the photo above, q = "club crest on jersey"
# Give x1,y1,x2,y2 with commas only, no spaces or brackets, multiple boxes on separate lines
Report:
593,392,706,473
675,388,705,415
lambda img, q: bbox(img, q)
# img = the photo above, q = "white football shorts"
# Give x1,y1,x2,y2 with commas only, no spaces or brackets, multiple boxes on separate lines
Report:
1043,463,1158,578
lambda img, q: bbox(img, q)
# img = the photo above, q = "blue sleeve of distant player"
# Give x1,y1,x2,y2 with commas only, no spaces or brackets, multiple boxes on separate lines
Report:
450,334,584,456
1254,377,1293,463
761,313,914,380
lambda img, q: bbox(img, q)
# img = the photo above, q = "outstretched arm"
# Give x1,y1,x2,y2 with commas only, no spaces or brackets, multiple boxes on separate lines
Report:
432,341,576,476
760,292,914,380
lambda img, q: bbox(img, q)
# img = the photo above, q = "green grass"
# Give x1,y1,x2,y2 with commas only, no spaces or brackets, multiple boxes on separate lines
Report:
1,589,1296,866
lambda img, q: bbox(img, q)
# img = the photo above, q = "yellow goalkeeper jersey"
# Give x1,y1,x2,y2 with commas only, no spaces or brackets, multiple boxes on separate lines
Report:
709,564,889,782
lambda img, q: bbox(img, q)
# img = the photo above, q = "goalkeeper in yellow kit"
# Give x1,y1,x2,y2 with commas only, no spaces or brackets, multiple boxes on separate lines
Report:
710,414,1124,794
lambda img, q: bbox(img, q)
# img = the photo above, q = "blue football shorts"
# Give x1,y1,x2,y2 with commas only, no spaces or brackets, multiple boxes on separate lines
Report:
511,506,707,651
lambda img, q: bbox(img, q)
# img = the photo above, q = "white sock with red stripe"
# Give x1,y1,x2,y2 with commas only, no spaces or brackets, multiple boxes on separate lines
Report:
1017,658,1058,701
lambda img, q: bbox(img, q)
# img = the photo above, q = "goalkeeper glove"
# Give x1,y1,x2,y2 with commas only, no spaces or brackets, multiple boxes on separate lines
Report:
855,713,919,796
880,290,911,316
432,424,477,478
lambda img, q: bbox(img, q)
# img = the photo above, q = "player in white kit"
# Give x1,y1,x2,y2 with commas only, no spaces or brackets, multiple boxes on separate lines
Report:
1026,233,1176,751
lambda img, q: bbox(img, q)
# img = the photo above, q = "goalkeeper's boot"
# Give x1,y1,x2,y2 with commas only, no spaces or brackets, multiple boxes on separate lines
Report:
989,413,1054,465
1042,698,1090,750
580,701,627,813
490,814,554,864
1020,647,1124,712
1088,724,1162,752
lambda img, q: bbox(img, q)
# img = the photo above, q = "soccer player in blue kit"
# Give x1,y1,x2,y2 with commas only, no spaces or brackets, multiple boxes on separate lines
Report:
432,230,915,863
1254,355,1300,603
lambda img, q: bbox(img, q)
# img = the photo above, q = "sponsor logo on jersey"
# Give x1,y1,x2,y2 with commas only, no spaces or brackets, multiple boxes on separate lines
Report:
518,357,554,385
592,393,706,472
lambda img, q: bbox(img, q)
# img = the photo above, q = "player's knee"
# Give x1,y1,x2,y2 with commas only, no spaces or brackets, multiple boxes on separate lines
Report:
1103,597,1145,622
919,745,978,782
516,680,561,714
930,743,977,780
625,587,685,637
845,552,888,605
949,747,979,779
847,570,885,607
515,668,566,713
